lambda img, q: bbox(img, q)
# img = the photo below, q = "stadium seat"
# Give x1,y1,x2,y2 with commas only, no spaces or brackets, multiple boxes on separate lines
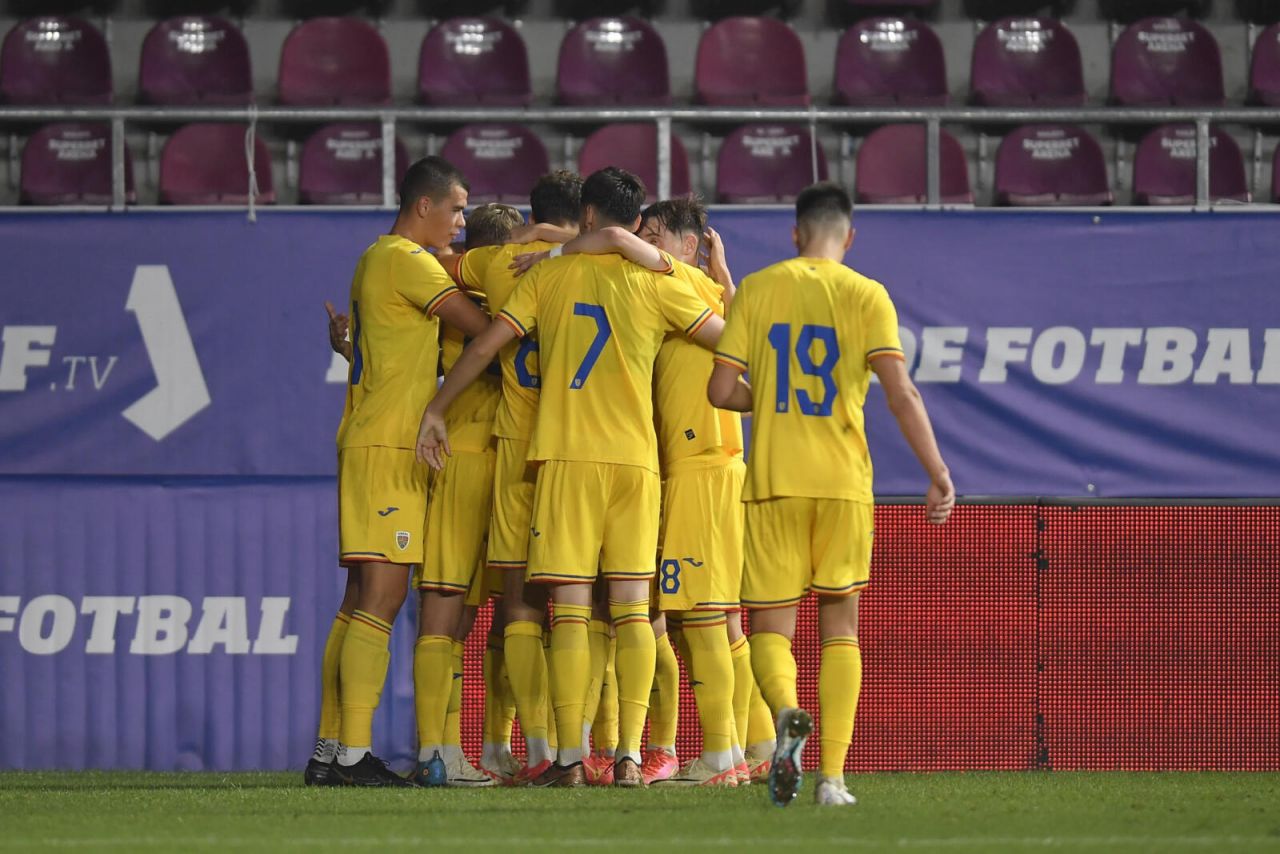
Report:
577,123,690,201
1098,0,1209,23
1111,17,1224,106
419,18,531,107
855,123,972,204
971,17,1085,106
1132,124,1249,205
716,124,828,203
0,17,111,104
994,124,1112,206
557,17,670,106
159,123,275,205
278,17,390,106
833,17,947,106
299,123,408,205
695,17,809,106
138,16,252,105
440,124,549,204
20,122,134,205
1248,23,1280,106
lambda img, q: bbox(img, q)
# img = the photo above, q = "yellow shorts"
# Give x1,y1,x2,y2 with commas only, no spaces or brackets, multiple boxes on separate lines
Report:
526,460,660,585
338,446,430,566
417,447,496,595
488,437,537,574
658,455,746,612
741,497,873,609
465,563,504,607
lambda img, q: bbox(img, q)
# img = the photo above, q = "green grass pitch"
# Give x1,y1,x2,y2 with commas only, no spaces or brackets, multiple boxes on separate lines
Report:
2,772,1278,852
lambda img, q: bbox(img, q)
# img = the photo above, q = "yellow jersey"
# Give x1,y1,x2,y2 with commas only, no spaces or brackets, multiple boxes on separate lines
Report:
654,260,744,471
498,252,714,474
337,234,461,451
465,241,559,443
439,290,502,454
714,256,903,503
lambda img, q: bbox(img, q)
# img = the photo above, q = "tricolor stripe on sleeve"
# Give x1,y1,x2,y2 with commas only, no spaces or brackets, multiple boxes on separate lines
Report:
425,285,461,316
685,307,713,335
497,309,528,337
714,352,748,371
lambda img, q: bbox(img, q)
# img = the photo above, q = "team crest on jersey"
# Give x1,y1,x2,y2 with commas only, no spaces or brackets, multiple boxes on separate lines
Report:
396,530,411,550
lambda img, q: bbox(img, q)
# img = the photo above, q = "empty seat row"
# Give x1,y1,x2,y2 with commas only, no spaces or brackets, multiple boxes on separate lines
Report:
4,14,1280,109
15,120,1267,207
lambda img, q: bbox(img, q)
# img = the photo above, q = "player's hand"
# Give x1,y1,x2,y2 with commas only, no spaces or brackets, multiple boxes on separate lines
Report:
700,227,728,275
415,407,451,470
325,301,352,360
509,250,550,277
925,471,955,525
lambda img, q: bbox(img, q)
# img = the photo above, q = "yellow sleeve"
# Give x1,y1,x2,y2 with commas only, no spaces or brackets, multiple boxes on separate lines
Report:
714,282,750,373
395,248,461,316
496,270,537,338
655,272,715,337
458,245,504,291
863,282,904,364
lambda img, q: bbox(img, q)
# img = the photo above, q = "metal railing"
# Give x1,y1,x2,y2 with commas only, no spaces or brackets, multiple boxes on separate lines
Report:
4,104,1279,211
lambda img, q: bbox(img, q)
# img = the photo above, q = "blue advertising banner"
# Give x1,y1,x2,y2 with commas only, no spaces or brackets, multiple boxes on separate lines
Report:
1,209,1278,495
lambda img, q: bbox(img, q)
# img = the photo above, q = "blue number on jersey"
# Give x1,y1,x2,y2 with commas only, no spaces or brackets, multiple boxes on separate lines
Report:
659,559,682,594
570,302,612,389
515,337,540,389
766,322,840,416
349,300,363,386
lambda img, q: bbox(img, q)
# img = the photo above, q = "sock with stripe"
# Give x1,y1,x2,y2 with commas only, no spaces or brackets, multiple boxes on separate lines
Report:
749,631,799,717
412,634,454,763
682,612,736,772
728,635,752,752
338,610,394,764
582,619,612,748
549,603,592,766
591,640,619,756
314,612,350,763
482,635,513,761
504,620,552,765
647,631,680,754
609,599,656,766
819,636,863,779
441,638,466,763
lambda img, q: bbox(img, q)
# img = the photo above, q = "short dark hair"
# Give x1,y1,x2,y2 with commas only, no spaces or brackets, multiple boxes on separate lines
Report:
580,167,646,227
639,196,707,238
795,181,853,230
398,156,468,214
464,203,523,249
529,170,583,226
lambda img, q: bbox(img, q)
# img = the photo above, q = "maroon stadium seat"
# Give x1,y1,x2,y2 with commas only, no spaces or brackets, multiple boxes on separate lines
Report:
0,17,111,104
855,124,972,204
20,123,135,205
716,125,828,203
578,123,690,202
139,16,252,105
1249,23,1280,106
418,17,531,107
971,17,1084,107
994,124,1112,206
159,123,275,205
557,17,670,106
1132,124,1249,205
1111,17,1224,106
278,17,389,106
299,123,408,205
695,17,809,106
834,18,947,107
440,124,549,204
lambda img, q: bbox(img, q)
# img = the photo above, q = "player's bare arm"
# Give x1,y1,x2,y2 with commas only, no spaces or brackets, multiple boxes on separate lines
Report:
415,318,519,469
433,290,491,338
871,354,954,525
508,226,671,276
508,222,577,245
689,312,725,349
325,301,351,361
707,361,753,412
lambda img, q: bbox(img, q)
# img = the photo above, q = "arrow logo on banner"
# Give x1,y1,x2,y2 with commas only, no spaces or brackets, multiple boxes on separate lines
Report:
121,265,211,441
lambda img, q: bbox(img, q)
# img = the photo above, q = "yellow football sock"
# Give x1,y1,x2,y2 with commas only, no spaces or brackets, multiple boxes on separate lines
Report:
543,627,557,752
318,612,350,742
671,625,693,672
729,635,751,750
747,679,776,749
549,603,592,763
819,637,862,779
610,599,656,764
750,631,798,715
483,636,512,747
583,619,611,742
648,631,680,750
503,620,549,743
412,634,454,756
682,612,735,768
338,610,393,751
591,642,619,754
444,638,465,751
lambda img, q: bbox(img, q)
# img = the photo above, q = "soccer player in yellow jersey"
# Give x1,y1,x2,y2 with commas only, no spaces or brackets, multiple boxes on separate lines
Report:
318,157,491,788
415,168,726,788
708,182,955,807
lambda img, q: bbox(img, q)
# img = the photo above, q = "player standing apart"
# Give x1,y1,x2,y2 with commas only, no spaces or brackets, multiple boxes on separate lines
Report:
707,182,954,806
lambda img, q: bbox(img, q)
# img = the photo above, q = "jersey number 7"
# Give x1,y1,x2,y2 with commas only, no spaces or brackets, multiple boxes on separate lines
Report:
767,322,840,416
570,302,612,389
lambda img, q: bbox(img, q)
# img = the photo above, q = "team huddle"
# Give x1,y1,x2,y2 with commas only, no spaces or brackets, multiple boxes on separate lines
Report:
306,157,954,806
